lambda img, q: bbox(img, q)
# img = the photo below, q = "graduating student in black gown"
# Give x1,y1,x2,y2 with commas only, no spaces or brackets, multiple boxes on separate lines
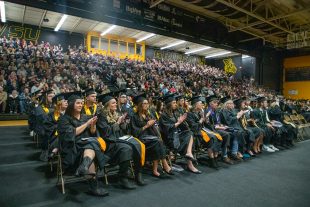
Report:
268,100,296,147
234,97,264,156
43,92,69,160
130,94,173,177
159,94,202,174
81,88,98,117
28,89,41,137
205,95,233,165
252,97,279,152
96,93,146,189
187,96,222,169
220,97,246,161
36,89,55,161
57,93,109,196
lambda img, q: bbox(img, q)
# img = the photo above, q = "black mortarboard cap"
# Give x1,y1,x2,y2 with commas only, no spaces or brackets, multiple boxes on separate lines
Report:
190,96,203,105
67,91,83,104
233,98,245,108
30,89,41,97
84,88,96,97
52,92,77,104
163,93,176,104
206,95,218,104
133,93,146,105
113,88,127,97
97,93,114,105
175,94,184,101
257,96,267,103
220,96,231,104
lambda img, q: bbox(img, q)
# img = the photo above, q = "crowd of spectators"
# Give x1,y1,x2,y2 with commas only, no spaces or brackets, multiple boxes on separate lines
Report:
0,36,308,115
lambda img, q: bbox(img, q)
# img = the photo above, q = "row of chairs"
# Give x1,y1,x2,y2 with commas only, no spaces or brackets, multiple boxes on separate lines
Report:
283,111,310,141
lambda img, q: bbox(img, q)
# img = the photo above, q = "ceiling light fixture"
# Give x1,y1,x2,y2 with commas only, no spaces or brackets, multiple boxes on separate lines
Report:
54,14,68,31
185,46,211,55
160,40,186,50
137,33,156,42
205,51,231,58
0,1,6,23
101,25,116,36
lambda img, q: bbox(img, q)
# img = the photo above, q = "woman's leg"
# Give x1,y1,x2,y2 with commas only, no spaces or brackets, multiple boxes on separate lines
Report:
185,136,194,158
152,160,160,176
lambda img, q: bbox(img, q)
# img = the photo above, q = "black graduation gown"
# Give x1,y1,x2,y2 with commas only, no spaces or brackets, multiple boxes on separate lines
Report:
187,111,221,152
268,106,296,142
207,108,231,149
42,111,63,150
252,108,274,144
220,109,246,147
131,113,166,161
158,110,193,155
96,111,145,167
35,104,54,150
57,114,106,172
27,102,37,131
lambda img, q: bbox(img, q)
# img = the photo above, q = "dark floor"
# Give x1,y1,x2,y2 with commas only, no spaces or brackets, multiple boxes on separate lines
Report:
1,126,310,207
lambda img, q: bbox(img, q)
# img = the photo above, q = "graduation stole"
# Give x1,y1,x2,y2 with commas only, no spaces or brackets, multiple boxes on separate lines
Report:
42,105,49,114
97,137,107,152
84,104,97,116
53,111,60,136
155,111,160,120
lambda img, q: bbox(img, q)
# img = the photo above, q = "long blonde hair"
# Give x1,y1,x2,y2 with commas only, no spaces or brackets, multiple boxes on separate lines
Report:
102,100,120,123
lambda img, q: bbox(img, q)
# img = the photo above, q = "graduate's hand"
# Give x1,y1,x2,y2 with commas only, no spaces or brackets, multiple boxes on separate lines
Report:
146,119,156,128
178,113,187,124
206,110,211,117
90,116,98,126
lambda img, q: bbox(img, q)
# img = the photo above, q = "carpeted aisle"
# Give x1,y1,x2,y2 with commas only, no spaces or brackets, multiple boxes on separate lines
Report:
0,126,310,207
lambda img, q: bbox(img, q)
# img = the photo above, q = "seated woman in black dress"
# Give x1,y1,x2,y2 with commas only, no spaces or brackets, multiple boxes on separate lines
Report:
96,94,146,189
131,94,173,177
58,93,108,196
43,92,69,160
159,94,201,174
187,96,222,169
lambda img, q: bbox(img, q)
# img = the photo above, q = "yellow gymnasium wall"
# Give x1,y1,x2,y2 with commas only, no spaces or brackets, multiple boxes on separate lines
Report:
283,55,310,100
86,31,145,62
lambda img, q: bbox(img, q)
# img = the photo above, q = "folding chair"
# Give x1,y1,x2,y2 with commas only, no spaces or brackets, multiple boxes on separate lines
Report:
289,114,308,141
55,152,109,194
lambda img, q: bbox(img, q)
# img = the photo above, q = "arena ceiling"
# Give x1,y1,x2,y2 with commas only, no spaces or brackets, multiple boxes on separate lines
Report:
3,1,240,59
162,0,310,47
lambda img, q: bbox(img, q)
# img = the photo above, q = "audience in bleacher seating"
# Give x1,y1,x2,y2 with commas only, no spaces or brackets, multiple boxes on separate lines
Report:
0,36,309,197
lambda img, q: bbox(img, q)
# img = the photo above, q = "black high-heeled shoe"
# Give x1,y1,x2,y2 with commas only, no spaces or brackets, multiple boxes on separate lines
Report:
163,169,175,175
184,155,198,164
186,168,202,174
